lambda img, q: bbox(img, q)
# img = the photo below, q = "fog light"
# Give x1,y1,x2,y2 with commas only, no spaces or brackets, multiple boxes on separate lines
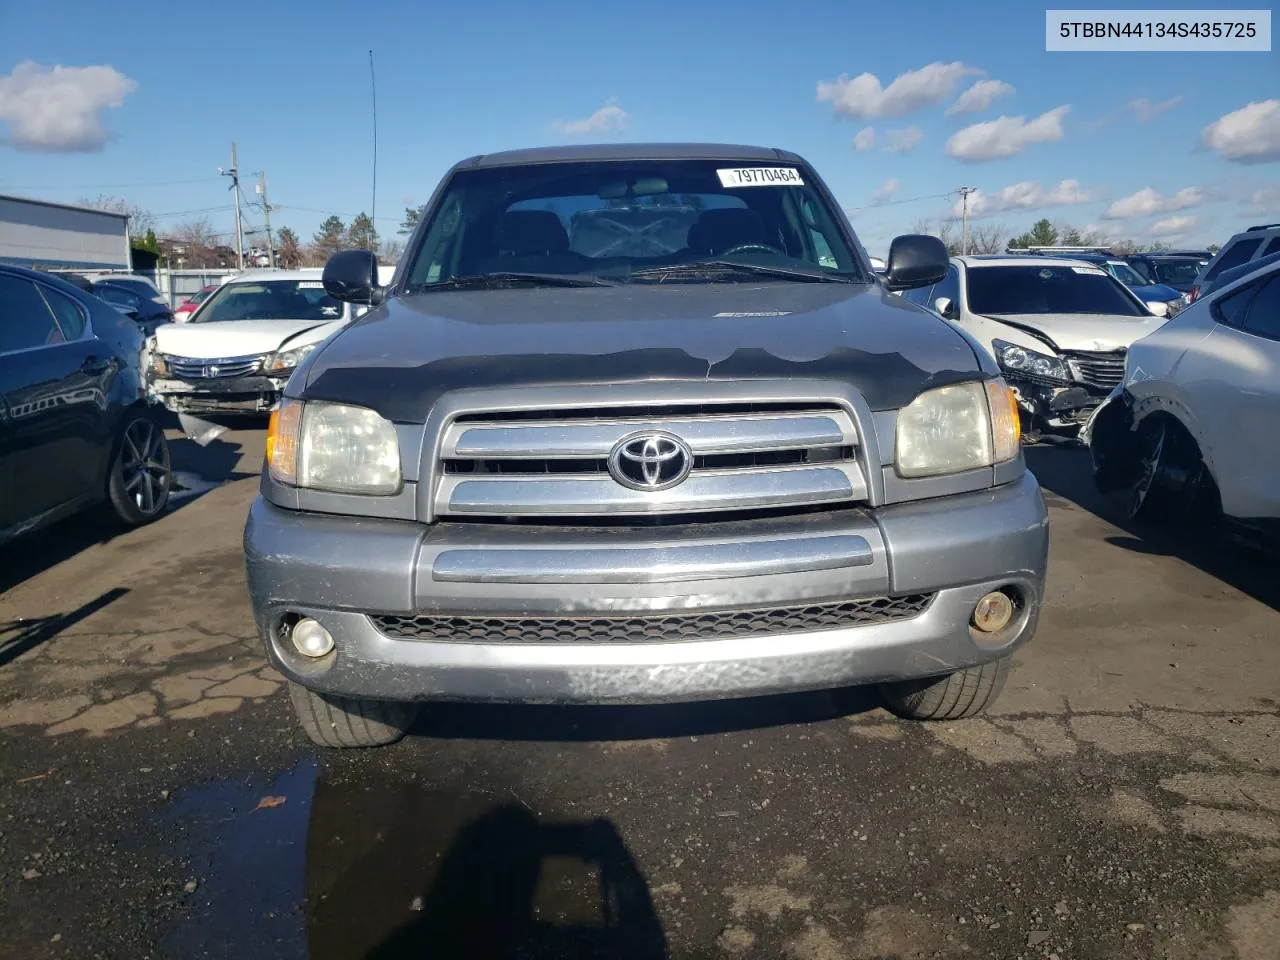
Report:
292,618,335,658
972,592,1014,634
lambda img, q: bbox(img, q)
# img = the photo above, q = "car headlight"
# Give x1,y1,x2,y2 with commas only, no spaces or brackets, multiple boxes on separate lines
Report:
267,398,401,495
991,339,1070,383
1165,298,1184,316
896,379,1020,479
265,342,318,373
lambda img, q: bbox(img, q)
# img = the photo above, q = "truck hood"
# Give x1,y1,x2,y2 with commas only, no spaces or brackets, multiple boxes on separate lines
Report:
983,313,1168,353
154,317,343,359
300,282,984,421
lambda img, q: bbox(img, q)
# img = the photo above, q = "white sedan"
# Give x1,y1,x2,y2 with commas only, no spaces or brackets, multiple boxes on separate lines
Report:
1087,256,1280,539
149,270,361,417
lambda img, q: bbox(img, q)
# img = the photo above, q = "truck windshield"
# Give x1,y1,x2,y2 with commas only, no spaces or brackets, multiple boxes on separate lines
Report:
193,280,345,322
968,265,1149,316
404,159,866,288
1152,259,1206,284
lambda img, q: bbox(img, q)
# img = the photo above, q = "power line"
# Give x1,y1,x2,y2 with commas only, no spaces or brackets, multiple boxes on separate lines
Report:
845,190,956,217
272,203,400,223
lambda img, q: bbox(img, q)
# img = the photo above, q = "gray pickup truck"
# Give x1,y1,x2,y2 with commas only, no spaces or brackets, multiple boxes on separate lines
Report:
244,144,1048,747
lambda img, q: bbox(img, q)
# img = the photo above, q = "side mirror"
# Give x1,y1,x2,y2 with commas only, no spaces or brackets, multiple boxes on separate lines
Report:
933,296,958,320
1147,300,1169,318
884,235,948,291
323,249,383,305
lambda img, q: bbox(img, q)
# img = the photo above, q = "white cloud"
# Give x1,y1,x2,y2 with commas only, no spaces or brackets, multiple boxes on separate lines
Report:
945,106,1070,162
1201,100,1280,164
1102,186,1204,219
884,126,923,155
1246,184,1280,213
0,61,136,152
872,178,899,203
1151,214,1196,236
551,98,630,136
817,61,978,121
946,79,1014,117
954,179,1093,219
852,127,876,152
1128,95,1182,123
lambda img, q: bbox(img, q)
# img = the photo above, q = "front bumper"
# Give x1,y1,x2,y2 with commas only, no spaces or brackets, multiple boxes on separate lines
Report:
245,472,1049,704
1007,377,1108,431
150,375,287,414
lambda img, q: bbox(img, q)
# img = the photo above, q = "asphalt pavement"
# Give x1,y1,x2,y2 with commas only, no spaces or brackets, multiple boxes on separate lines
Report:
1,425,1277,960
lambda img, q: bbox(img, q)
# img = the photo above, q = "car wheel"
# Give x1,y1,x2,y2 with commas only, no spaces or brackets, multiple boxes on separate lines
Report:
106,411,172,527
879,656,1011,721
287,682,420,748
1125,418,1216,525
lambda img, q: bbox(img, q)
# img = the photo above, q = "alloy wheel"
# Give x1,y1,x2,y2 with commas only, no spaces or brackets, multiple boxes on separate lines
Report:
120,418,171,515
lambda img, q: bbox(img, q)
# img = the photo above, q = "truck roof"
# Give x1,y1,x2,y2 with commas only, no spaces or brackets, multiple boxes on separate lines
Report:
459,143,803,169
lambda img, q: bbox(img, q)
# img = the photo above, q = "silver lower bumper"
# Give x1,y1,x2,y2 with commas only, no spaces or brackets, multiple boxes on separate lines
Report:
244,473,1049,704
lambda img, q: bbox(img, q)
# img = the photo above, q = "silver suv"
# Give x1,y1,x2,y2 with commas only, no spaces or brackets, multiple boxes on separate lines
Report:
1192,222,1280,302
243,144,1049,747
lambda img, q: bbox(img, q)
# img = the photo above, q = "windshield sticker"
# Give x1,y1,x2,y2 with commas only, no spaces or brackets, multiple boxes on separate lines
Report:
297,281,324,289
716,167,804,188
714,311,792,317
321,306,340,316
1072,266,1107,276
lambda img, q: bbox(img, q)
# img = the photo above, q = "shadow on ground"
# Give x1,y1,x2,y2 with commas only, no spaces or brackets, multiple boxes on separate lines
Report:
153,760,670,960
1026,443,1280,611
414,685,882,744
0,588,129,666
0,431,254,595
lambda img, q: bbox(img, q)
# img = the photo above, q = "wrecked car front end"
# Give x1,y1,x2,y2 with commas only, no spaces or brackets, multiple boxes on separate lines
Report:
989,337,1126,433
147,350,297,415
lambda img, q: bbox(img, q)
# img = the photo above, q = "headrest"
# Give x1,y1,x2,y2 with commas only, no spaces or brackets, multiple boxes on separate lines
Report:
496,210,570,256
686,208,769,255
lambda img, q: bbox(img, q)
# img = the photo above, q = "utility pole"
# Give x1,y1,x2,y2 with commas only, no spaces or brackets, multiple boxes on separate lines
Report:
222,142,244,271
257,172,275,268
957,186,977,255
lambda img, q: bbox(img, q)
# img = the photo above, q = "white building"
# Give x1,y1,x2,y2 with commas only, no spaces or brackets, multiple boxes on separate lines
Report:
0,194,132,272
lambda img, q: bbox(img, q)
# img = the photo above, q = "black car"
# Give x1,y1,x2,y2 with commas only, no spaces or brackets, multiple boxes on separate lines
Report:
0,264,172,544
91,280,174,335
1124,253,1210,294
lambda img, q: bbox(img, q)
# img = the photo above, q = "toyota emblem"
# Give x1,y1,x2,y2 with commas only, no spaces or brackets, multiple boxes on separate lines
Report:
608,432,693,491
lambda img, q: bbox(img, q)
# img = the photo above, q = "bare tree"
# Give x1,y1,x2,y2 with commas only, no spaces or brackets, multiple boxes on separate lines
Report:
166,218,219,268
78,194,156,236
276,227,302,269
379,238,406,264
968,223,1010,254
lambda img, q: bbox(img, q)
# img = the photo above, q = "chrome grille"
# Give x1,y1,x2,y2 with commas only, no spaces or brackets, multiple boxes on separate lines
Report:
371,595,934,644
435,403,866,519
166,354,263,381
1064,351,1125,391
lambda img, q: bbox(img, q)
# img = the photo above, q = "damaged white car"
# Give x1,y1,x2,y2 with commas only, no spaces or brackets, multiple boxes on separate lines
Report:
148,270,360,418
902,256,1169,438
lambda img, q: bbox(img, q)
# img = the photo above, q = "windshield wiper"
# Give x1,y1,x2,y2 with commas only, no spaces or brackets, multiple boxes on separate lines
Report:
627,261,852,284
417,272,618,291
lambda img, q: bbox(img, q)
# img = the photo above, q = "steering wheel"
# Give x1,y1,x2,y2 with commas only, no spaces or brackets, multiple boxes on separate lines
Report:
718,242,784,258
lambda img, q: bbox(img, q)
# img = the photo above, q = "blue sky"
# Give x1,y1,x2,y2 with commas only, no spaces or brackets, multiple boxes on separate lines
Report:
1,0,1276,257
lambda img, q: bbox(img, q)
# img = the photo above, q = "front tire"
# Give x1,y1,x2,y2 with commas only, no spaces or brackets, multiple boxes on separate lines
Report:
287,682,419,748
1125,419,1216,525
879,656,1011,721
106,411,172,527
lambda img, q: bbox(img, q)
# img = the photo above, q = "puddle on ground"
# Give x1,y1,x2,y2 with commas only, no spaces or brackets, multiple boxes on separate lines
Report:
157,759,318,958
150,759,667,960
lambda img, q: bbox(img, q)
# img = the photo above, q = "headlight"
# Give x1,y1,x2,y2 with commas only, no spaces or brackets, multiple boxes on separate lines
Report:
991,339,1070,383
267,398,401,495
265,342,318,373
896,379,1020,479
1165,298,1184,316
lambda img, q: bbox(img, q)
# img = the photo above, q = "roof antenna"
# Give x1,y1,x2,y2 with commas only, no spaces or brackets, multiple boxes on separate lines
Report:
368,49,378,256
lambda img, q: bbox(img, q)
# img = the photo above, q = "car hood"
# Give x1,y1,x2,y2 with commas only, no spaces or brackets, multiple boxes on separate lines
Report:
154,318,344,358
1128,282,1182,301
982,313,1168,353
300,283,985,420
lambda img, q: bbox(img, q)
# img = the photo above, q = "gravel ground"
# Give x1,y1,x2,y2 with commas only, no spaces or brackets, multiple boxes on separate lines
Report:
1,428,1277,960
